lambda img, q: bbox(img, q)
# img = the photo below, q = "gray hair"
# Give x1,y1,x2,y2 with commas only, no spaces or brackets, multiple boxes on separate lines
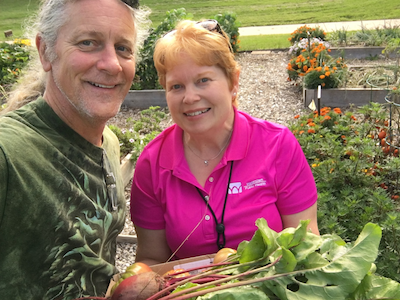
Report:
2,0,151,114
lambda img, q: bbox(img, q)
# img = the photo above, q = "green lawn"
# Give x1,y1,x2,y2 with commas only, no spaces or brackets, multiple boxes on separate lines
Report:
1,0,399,49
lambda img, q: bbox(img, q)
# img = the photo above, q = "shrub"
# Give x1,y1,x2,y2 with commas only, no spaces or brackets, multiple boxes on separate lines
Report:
109,106,168,162
214,12,241,53
290,103,400,281
133,9,241,90
0,40,30,87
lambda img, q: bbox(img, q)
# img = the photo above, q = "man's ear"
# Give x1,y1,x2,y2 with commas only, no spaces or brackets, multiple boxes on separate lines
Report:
36,34,52,72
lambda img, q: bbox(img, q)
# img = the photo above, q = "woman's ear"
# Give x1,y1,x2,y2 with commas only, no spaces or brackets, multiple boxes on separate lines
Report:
232,69,240,94
36,34,52,72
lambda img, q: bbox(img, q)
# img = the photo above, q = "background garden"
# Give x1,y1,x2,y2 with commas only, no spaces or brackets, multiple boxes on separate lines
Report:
2,0,400,285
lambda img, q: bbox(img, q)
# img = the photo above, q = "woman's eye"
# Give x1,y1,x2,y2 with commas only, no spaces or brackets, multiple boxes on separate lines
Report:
172,84,181,90
200,78,209,83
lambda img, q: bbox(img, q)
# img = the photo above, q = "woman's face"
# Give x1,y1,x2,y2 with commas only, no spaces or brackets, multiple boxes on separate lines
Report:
165,53,238,136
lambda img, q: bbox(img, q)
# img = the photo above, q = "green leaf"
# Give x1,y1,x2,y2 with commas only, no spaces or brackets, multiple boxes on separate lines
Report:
238,229,267,264
197,286,271,300
262,223,382,300
353,273,400,299
272,247,297,273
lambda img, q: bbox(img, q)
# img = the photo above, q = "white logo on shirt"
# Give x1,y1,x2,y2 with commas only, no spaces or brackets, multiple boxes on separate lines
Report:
244,178,267,190
228,182,242,194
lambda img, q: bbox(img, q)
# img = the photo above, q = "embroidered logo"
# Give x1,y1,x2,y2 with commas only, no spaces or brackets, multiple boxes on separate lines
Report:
228,182,242,194
244,178,267,190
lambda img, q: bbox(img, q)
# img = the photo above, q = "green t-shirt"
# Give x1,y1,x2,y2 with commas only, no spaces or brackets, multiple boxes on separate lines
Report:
0,98,126,300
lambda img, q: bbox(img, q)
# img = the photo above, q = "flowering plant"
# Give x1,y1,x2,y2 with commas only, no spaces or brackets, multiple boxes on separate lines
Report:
109,106,168,161
290,103,400,281
287,37,348,89
288,25,326,45
288,37,330,57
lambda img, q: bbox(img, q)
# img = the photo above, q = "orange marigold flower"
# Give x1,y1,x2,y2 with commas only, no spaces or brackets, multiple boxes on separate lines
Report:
294,114,300,119
308,122,316,127
308,129,316,134
303,65,308,72
321,83,326,87
324,115,331,120
341,135,346,139
333,108,342,114
320,75,325,79
325,71,330,76
351,115,357,120
324,66,329,71
316,66,322,72
299,130,305,135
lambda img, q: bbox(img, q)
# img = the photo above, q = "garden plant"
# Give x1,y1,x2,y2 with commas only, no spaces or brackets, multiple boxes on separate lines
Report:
290,102,400,281
132,8,240,90
287,25,348,89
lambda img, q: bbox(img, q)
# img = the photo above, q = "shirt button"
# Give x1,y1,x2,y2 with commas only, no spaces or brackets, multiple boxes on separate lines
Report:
205,215,211,221
209,177,214,182
204,195,209,201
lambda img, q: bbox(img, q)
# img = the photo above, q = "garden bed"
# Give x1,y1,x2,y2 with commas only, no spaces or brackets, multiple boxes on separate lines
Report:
303,87,389,108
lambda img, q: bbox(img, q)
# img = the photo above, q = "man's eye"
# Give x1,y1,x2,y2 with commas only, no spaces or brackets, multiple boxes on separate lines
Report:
81,40,93,46
116,45,133,57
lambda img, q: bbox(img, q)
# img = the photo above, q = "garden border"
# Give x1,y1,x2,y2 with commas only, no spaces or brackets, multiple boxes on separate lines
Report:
303,87,389,108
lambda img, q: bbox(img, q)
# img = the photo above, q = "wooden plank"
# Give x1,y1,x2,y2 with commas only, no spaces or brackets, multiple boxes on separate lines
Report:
122,90,167,109
304,88,389,108
117,234,137,243
120,153,135,187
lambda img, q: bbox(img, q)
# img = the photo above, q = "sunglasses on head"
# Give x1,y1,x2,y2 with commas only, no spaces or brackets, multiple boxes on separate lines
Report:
120,0,139,9
162,19,232,52
163,19,224,38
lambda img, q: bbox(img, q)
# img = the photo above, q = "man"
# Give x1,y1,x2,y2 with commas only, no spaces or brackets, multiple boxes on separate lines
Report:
0,0,149,299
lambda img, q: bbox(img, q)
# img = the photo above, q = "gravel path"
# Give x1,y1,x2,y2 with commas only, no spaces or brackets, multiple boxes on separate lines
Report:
111,50,311,272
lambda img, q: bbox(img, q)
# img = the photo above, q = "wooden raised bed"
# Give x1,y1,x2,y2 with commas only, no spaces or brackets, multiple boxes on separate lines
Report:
122,89,166,109
303,87,389,108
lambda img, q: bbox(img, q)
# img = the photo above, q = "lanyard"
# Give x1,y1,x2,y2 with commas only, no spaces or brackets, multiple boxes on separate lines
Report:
196,161,234,250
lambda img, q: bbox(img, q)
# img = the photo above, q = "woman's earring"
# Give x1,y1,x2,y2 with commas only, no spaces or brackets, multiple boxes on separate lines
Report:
233,92,237,96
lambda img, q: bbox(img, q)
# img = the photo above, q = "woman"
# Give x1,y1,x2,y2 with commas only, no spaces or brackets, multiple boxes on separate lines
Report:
130,20,319,266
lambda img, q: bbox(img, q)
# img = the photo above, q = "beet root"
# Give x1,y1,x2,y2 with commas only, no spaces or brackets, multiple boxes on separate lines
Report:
111,271,165,300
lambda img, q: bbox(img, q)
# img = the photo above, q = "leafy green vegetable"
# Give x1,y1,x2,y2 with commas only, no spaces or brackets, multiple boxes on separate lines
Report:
164,219,400,300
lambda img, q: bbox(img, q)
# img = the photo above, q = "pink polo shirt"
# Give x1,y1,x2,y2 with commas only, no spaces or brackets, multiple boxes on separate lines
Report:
130,109,317,259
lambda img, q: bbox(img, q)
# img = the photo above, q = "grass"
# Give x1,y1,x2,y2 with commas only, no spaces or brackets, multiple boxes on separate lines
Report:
0,0,399,49
140,0,400,28
239,34,291,51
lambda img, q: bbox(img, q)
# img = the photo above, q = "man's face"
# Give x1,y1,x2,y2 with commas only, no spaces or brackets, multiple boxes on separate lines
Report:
45,0,136,123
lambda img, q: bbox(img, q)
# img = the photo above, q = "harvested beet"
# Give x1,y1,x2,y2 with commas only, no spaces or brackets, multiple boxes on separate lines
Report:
111,271,165,300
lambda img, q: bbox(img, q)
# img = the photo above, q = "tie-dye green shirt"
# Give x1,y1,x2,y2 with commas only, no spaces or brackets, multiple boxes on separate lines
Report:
0,98,126,300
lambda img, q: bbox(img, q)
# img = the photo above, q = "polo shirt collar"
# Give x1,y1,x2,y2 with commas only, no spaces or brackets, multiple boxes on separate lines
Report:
160,107,249,171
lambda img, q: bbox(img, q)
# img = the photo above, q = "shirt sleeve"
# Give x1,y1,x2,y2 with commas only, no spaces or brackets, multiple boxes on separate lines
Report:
0,147,8,225
275,127,317,215
130,149,166,229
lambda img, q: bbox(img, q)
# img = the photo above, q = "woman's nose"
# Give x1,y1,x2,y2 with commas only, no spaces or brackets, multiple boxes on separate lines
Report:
183,85,201,104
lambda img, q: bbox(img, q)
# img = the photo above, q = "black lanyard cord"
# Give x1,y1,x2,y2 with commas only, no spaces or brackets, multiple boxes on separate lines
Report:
196,161,234,250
